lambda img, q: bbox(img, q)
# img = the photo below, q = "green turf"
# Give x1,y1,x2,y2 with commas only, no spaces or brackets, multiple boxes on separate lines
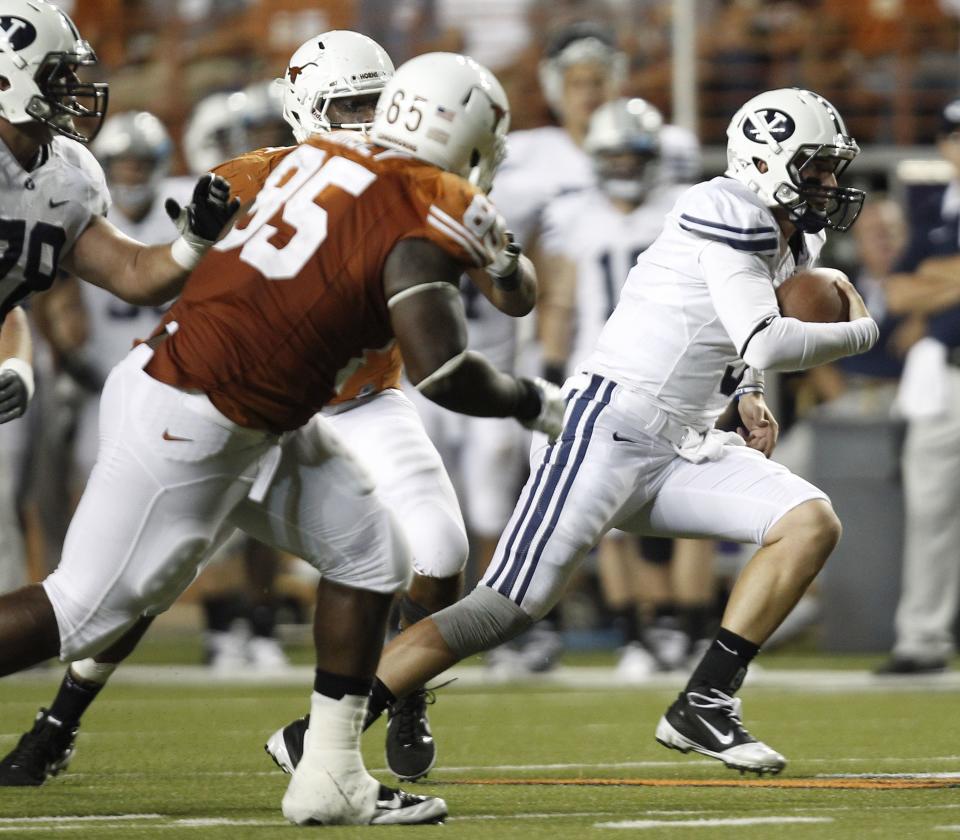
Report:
0,664,957,838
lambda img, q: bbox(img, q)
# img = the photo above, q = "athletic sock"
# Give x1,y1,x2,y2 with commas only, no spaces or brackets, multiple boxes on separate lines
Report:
363,676,397,731
47,663,114,727
685,627,759,695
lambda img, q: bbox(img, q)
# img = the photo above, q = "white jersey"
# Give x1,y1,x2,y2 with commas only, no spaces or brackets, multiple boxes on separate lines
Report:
79,177,193,378
582,176,825,430
464,127,594,372
0,135,110,318
541,184,686,371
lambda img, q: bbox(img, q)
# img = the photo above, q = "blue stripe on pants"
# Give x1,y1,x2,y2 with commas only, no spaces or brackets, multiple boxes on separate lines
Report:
485,375,602,592
513,380,615,603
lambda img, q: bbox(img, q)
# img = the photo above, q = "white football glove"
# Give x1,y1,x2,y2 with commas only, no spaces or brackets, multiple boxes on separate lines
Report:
485,215,522,289
519,376,565,441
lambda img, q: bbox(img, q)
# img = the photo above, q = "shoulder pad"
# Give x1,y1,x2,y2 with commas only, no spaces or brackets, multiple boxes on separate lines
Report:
52,136,111,216
676,178,780,254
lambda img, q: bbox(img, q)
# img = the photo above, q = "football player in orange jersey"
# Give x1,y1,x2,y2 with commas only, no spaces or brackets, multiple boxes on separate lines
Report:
0,31,535,794
0,49,563,824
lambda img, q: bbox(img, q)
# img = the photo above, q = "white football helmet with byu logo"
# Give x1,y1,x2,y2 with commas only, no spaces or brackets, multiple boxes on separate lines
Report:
370,52,509,193
726,88,864,232
0,0,108,141
279,30,393,142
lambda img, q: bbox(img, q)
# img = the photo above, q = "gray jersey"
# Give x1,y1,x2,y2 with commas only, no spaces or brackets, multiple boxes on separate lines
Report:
0,136,110,318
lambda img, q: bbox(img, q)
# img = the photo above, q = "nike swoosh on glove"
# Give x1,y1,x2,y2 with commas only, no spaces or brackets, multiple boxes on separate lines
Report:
0,369,29,424
166,173,241,247
519,377,565,441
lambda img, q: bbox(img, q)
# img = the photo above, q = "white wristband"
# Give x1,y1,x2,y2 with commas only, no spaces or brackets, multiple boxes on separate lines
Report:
0,358,34,401
170,235,206,271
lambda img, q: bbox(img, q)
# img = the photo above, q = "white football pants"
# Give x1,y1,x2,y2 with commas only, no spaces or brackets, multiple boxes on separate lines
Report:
324,389,468,580
44,344,409,660
481,373,829,619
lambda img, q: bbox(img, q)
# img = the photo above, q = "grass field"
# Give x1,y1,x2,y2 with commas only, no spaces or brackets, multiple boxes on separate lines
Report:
0,645,957,838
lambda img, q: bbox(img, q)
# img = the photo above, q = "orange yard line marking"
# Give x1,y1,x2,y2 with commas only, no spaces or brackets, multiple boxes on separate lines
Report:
444,777,960,790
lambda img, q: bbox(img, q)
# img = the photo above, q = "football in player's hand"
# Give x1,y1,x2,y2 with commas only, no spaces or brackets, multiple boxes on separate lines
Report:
775,268,851,323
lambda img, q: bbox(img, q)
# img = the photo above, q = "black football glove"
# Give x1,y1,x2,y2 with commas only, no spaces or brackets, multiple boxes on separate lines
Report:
0,368,29,424
165,173,241,247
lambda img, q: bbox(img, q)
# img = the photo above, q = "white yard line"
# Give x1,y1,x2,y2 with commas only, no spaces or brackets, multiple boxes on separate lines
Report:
7,664,959,692
596,817,834,829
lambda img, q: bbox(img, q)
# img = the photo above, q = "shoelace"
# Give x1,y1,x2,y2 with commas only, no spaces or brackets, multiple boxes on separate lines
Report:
388,678,455,744
685,689,746,731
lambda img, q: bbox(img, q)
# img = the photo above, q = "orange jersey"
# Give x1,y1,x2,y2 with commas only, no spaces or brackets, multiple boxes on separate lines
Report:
146,135,496,432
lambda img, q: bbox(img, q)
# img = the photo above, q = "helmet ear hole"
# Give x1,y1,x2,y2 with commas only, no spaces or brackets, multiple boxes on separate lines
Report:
0,77,9,92
753,157,768,174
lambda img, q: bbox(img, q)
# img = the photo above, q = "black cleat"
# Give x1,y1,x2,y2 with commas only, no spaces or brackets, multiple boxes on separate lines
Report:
0,708,78,786
385,688,436,782
264,714,308,774
655,688,786,775
370,784,446,824
265,700,387,775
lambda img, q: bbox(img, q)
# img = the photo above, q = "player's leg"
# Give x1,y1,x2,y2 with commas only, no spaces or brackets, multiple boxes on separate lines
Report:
229,415,446,825
374,376,637,706
0,347,273,784
0,615,156,787
329,390,469,780
642,445,837,774
879,409,960,672
669,538,718,665
598,533,660,680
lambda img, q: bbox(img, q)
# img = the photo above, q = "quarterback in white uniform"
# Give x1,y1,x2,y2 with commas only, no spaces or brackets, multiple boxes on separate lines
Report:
365,88,880,778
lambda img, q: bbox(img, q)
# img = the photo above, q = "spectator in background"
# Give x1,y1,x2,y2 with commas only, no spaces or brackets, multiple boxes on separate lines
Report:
875,99,960,674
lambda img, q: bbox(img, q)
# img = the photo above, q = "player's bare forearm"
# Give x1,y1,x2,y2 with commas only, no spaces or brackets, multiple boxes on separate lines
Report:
885,272,960,316
376,617,459,700
0,307,32,364
417,351,531,418
539,300,575,369
65,215,189,306
465,255,536,316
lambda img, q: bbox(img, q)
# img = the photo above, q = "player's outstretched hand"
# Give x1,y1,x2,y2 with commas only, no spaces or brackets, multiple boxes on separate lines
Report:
519,376,565,441
166,173,241,245
0,368,29,424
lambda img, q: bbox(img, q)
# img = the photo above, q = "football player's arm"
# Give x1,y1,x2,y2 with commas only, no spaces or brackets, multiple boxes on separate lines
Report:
701,242,878,371
0,306,34,423
385,238,562,436
64,173,240,306
464,253,536,316
884,261,960,316
535,250,577,384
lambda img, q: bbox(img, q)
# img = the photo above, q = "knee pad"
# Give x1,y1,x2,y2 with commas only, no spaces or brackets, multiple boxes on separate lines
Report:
432,585,534,658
